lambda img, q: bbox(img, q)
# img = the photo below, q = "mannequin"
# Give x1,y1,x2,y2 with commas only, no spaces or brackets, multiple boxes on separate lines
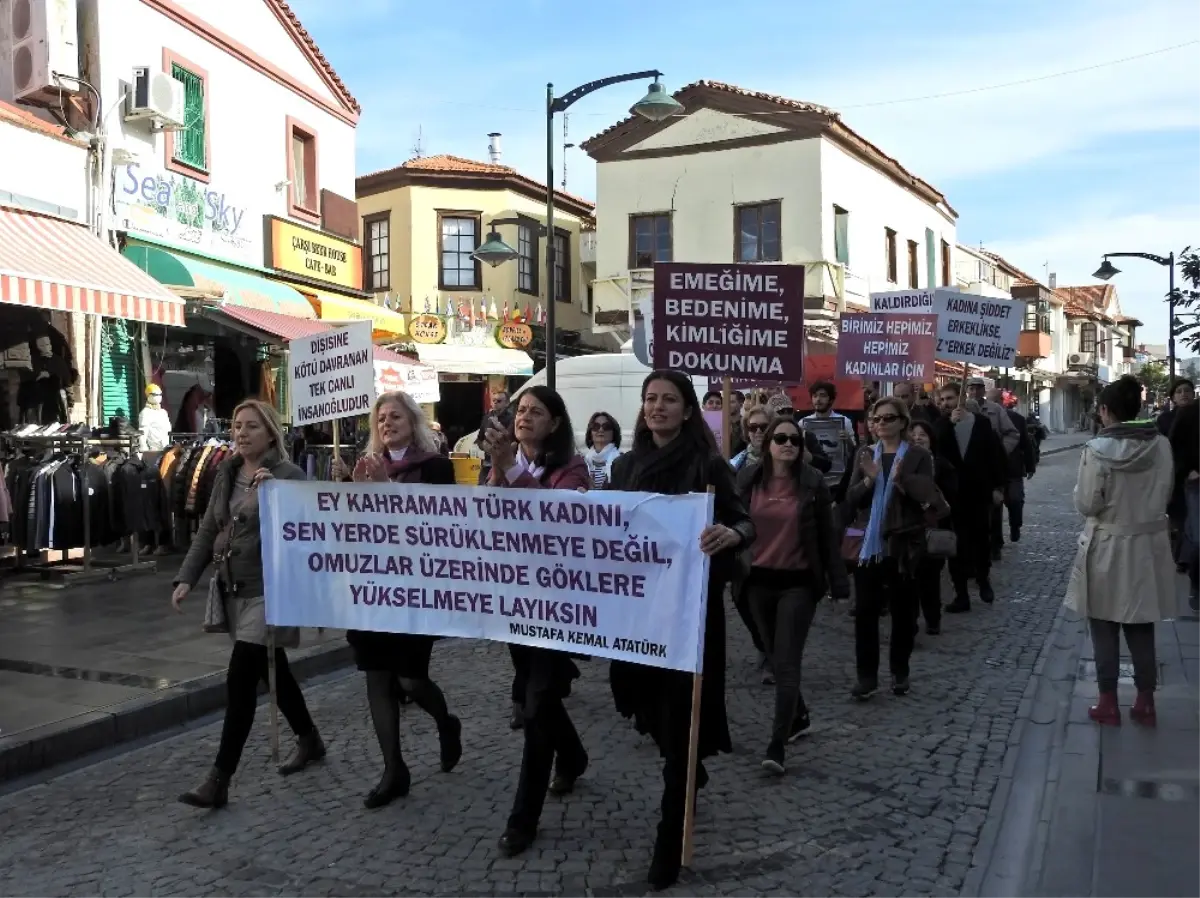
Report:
139,384,171,453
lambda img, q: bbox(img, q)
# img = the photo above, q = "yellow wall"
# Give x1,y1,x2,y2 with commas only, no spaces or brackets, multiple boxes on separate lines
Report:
357,183,589,333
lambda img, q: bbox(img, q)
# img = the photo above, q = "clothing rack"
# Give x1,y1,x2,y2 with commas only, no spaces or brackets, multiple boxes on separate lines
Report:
1,432,157,583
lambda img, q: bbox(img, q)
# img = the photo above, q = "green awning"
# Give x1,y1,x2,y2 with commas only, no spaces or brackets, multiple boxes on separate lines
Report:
121,243,316,319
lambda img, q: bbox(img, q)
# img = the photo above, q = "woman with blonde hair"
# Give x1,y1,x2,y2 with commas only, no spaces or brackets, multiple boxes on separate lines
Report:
171,399,321,808
332,391,462,807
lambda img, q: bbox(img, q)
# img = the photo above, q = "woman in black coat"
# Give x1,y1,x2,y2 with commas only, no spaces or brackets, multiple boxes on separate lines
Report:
607,370,755,891
908,419,958,635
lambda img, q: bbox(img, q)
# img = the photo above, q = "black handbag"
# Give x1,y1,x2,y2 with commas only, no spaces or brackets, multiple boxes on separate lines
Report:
925,527,957,558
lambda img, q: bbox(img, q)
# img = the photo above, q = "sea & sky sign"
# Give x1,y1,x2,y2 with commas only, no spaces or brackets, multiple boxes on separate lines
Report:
836,313,938,381
260,481,714,673
653,263,805,381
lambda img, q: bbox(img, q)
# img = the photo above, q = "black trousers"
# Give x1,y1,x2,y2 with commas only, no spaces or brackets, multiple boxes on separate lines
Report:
214,640,316,776
913,557,943,629
854,559,917,681
732,582,766,653
1090,619,1157,693
747,572,817,745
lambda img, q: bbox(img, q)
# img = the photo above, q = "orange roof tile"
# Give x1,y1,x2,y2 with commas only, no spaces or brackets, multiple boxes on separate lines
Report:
358,155,596,216
582,79,955,218
268,0,360,114
977,249,1041,287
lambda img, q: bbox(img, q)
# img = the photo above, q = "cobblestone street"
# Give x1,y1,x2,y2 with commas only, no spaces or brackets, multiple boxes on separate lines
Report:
0,449,1086,897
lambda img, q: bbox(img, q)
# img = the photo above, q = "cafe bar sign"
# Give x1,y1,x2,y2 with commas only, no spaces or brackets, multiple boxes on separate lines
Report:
264,216,363,292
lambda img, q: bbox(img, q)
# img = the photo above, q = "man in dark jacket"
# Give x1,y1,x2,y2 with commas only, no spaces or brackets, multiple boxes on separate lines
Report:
476,389,514,484
989,389,1038,550
934,383,1007,610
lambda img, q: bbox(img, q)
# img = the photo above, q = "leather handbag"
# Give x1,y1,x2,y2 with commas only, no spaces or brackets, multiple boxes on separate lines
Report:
925,527,957,559
841,527,865,563
202,574,229,634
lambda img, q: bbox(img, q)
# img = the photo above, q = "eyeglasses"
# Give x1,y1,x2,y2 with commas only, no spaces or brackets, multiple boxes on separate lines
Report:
589,421,612,432
771,433,804,447
746,422,768,433
871,413,902,425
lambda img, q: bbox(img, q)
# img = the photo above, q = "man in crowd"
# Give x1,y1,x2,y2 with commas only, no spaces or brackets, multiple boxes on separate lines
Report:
988,389,1037,545
934,383,1007,609
476,389,513,484
800,380,856,483
966,378,1019,559
893,380,938,426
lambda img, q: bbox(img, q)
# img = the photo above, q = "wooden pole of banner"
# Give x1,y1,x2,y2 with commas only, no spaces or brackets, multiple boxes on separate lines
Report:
958,361,969,409
266,626,280,763
683,478,721,868
720,376,732,459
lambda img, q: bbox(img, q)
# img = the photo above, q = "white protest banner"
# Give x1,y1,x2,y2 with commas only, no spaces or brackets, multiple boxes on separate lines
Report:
933,289,1023,368
870,289,936,314
260,481,714,673
289,320,375,424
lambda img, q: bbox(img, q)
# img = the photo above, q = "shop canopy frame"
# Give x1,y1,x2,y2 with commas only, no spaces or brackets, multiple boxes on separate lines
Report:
0,206,185,326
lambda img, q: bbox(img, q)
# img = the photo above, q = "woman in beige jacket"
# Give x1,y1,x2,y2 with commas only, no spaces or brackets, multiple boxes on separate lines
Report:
1065,376,1176,727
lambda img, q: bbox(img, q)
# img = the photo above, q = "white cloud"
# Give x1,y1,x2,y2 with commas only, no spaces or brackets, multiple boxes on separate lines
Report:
987,207,1200,343
780,0,1200,182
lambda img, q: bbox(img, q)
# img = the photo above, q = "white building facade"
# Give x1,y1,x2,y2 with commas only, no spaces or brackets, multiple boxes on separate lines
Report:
581,81,958,346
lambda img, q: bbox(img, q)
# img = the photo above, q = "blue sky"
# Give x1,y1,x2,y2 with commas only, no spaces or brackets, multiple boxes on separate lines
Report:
290,0,1200,344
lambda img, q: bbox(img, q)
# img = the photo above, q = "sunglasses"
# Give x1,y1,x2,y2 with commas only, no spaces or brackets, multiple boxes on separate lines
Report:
589,421,612,431
871,413,902,425
771,433,804,447
746,422,768,433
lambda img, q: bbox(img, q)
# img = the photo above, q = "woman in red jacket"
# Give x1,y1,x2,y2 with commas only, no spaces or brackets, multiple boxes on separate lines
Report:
332,391,462,809
481,385,590,857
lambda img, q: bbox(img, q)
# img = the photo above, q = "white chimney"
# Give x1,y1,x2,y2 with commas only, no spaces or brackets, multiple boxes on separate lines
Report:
487,132,502,164
1048,272,1057,288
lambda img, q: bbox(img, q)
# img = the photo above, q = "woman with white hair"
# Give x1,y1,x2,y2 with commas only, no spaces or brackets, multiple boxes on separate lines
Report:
332,391,463,808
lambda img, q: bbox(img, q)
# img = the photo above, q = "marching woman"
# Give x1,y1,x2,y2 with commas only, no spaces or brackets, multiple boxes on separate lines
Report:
583,410,622,489
481,385,590,857
844,397,947,700
736,416,848,774
907,419,959,636
607,370,755,890
171,400,322,808
331,391,462,808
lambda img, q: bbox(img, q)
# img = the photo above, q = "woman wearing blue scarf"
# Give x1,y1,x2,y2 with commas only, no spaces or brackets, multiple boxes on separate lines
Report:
844,396,946,699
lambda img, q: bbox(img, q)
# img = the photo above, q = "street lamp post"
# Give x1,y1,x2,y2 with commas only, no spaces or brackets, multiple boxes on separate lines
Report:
1093,251,1177,383
473,74,682,389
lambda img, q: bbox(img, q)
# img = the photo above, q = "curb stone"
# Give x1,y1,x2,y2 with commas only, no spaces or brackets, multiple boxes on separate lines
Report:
0,641,353,785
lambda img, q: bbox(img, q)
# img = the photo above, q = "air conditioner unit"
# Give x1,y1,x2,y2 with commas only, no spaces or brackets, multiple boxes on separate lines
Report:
8,0,79,105
125,67,186,129
1068,352,1095,367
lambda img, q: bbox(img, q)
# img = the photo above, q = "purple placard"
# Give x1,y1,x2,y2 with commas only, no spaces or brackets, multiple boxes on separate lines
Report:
836,313,937,383
653,263,805,381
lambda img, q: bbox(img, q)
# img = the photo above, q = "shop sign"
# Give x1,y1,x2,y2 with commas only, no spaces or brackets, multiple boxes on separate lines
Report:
265,216,363,292
374,359,440,405
495,321,533,349
114,163,257,265
410,314,447,344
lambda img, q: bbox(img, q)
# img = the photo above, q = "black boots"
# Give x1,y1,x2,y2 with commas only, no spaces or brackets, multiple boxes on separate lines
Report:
279,730,326,776
509,701,524,730
179,767,230,809
439,714,463,773
979,579,996,604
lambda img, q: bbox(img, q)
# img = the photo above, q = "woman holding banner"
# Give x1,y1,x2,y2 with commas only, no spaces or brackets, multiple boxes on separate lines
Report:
171,400,321,809
480,385,591,859
331,391,463,809
736,416,849,774
607,370,754,891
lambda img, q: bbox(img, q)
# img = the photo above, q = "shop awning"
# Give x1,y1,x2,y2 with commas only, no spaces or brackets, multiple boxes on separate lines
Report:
415,343,532,376
122,244,315,319
0,206,185,326
303,291,407,338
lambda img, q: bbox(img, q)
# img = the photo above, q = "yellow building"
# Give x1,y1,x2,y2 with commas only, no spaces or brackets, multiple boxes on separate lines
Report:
356,152,599,445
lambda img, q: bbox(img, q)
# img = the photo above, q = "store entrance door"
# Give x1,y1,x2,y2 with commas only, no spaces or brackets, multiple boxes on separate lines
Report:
437,380,486,451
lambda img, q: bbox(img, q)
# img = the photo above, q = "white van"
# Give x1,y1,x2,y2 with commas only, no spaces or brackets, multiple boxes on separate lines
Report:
453,351,707,454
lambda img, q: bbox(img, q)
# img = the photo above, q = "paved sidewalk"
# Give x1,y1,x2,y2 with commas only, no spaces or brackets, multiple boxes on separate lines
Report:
0,562,347,782
968,562,1199,897
1039,430,1096,457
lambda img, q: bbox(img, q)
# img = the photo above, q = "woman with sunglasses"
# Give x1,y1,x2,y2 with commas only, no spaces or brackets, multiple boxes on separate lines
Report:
583,411,621,489
737,417,848,774
481,386,590,858
845,397,946,699
607,369,754,890
729,404,776,683
731,405,771,472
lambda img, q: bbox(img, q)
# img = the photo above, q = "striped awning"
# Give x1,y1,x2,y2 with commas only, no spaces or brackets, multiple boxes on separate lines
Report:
0,206,185,326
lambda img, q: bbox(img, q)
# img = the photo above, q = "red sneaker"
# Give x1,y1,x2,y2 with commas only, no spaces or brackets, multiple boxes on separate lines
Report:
1130,691,1157,727
1088,692,1121,726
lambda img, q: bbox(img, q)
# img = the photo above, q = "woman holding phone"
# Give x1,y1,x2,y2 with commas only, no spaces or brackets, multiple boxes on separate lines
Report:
481,386,591,858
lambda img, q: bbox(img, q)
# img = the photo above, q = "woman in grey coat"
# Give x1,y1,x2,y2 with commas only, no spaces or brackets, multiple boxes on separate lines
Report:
171,400,322,808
